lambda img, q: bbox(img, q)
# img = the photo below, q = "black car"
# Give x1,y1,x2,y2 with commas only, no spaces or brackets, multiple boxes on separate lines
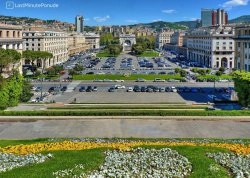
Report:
141,86,146,92
108,87,115,92
79,86,86,92
133,85,141,92
61,86,67,91
86,86,92,92
92,86,98,91
48,87,55,93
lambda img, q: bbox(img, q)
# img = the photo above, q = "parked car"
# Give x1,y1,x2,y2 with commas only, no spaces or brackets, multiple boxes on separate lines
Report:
108,87,115,92
127,87,133,92
79,86,86,92
48,87,55,93
92,86,98,91
154,78,165,82
115,85,125,89
86,86,92,92
114,79,124,82
35,86,42,92
170,86,177,92
61,86,67,91
141,86,146,92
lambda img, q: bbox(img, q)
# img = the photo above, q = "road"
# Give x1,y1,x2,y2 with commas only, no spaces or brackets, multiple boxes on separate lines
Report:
0,116,249,139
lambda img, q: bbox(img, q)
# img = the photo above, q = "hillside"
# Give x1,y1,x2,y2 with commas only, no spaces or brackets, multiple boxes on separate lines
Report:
229,15,250,24
132,21,189,31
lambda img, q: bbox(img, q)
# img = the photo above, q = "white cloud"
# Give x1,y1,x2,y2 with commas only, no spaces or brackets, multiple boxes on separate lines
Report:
222,0,249,9
162,9,176,14
84,18,90,21
153,19,162,22
93,15,110,23
125,20,138,23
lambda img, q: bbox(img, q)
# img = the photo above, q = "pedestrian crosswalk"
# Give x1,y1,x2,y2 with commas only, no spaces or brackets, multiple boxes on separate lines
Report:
65,81,81,92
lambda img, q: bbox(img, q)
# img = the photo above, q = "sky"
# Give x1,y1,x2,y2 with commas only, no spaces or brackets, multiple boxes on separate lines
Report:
0,0,249,26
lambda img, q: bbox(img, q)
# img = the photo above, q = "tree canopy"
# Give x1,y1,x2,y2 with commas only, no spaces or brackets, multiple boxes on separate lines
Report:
0,48,21,73
232,71,250,107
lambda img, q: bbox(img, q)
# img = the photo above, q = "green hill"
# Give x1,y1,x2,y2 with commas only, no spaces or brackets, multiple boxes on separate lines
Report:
229,15,250,24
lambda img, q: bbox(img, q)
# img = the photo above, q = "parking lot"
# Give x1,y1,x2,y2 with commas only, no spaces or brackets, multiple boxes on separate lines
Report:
30,81,234,104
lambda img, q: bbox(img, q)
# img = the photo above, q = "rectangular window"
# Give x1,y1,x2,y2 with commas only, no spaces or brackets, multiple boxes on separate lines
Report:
245,43,247,48
0,31,2,37
238,42,241,47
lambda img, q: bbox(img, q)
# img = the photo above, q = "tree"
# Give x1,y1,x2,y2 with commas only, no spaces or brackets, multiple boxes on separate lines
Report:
233,71,250,107
215,71,222,76
132,44,144,55
20,80,33,102
74,64,84,71
0,48,21,73
175,68,181,74
180,70,187,77
107,44,122,56
100,33,116,46
219,67,225,73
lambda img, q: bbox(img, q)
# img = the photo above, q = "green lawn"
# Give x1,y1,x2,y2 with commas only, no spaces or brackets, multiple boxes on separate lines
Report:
73,74,182,80
197,74,233,81
0,139,235,178
137,50,160,57
1,110,250,116
96,51,119,57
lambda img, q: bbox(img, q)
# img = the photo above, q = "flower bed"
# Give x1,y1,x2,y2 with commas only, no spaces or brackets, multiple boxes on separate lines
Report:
89,147,192,177
0,152,53,173
207,152,250,178
1,140,249,155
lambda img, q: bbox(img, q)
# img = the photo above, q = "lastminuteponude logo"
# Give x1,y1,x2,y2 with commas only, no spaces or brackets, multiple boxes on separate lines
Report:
6,1,59,9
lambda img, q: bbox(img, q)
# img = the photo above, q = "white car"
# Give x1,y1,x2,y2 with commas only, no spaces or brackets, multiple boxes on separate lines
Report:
154,78,165,82
115,85,125,89
127,87,133,92
170,86,177,92
114,79,124,82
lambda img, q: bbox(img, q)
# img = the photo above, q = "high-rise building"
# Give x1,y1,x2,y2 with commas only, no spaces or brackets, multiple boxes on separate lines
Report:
75,15,84,33
201,8,228,27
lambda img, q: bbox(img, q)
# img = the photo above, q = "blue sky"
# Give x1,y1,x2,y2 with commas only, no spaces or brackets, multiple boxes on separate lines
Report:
0,0,249,26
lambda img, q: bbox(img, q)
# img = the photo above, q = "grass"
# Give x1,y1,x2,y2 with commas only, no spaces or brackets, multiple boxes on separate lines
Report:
73,74,182,80
0,149,105,178
0,139,234,178
197,74,233,81
137,50,160,57
1,109,250,116
47,105,208,110
96,51,119,57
